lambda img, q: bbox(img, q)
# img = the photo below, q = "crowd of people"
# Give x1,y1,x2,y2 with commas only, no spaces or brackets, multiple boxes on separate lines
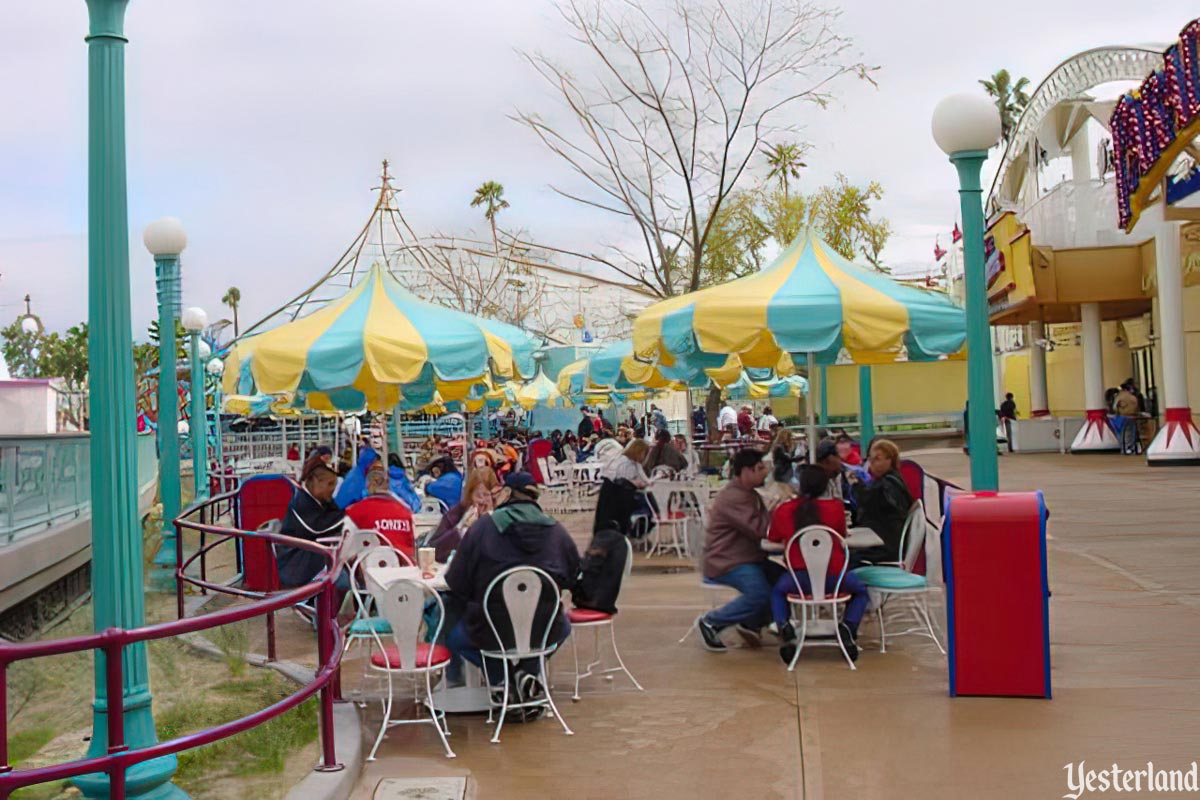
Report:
268,399,920,713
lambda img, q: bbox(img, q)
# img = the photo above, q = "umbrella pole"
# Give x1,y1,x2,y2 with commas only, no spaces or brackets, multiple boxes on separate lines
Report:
806,352,818,463
684,389,694,450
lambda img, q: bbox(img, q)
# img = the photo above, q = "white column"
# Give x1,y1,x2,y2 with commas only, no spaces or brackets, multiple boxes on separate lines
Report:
806,352,817,462
1028,320,1049,416
1147,221,1200,464
1071,302,1119,452
1070,124,1092,183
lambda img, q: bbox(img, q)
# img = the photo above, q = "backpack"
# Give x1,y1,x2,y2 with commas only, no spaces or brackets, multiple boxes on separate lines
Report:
572,525,628,614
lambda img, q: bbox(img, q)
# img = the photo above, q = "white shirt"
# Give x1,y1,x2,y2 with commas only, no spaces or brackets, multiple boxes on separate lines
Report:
593,438,624,472
717,405,738,431
606,454,650,487
757,414,778,431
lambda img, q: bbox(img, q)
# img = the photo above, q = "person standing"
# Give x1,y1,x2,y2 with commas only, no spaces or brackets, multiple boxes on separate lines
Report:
717,401,738,438
694,449,785,652
999,393,1018,420
577,407,594,440
736,405,755,438
649,404,669,434
757,406,779,433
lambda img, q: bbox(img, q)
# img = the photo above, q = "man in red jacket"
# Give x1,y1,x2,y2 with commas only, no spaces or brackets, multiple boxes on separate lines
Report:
345,464,415,561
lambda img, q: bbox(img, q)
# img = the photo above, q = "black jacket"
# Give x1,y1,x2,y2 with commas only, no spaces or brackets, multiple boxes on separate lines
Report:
852,470,913,563
276,489,344,587
593,477,641,537
444,499,581,651
577,417,594,439
572,525,629,614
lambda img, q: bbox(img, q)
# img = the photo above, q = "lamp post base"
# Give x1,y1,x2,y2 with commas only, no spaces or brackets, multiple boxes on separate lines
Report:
1070,409,1119,452
74,755,191,800
149,526,178,592
1147,408,1200,466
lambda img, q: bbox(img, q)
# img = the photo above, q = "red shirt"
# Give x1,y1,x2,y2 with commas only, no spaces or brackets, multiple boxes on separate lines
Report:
736,411,754,436
768,498,847,574
345,495,415,561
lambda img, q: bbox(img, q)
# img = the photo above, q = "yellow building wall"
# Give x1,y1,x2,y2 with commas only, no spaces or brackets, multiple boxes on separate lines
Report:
821,360,968,418
998,321,1133,417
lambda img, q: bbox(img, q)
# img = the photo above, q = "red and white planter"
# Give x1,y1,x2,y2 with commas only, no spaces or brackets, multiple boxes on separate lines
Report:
1147,408,1200,466
1070,409,1119,453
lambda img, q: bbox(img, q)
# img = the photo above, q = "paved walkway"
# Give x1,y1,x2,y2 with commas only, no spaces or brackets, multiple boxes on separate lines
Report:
347,451,1200,799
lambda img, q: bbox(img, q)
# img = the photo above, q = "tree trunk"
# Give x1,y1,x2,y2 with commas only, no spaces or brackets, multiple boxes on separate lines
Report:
704,385,721,443
232,305,239,337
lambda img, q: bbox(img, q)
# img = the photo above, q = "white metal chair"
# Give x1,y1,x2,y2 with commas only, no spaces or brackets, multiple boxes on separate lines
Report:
420,496,449,515
852,501,945,654
366,578,455,759
344,544,414,658
783,525,856,671
480,566,573,743
677,502,740,644
567,537,644,700
536,456,572,514
646,482,689,559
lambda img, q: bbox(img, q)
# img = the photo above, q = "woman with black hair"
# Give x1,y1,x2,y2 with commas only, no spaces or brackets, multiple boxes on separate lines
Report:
277,453,346,588
766,465,869,664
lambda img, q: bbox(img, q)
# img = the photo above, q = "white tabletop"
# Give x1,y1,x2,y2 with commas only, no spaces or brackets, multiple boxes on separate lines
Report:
761,527,884,553
365,564,449,595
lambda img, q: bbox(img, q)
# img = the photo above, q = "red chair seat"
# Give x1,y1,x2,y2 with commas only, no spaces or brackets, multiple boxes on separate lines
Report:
787,592,852,602
568,607,614,624
370,642,452,669
663,510,688,520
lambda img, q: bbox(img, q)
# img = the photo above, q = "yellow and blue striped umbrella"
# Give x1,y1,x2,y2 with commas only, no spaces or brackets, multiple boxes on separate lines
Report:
633,228,966,368
513,370,572,411
725,374,808,401
224,264,539,411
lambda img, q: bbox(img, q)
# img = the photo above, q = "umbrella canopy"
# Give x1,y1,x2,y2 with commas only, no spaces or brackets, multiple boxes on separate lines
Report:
633,228,966,367
512,370,572,411
557,339,792,398
224,264,539,410
724,374,808,401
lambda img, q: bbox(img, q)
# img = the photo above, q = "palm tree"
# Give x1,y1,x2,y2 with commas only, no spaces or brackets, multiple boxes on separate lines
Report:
979,69,1031,144
222,286,241,337
762,142,807,198
470,181,510,252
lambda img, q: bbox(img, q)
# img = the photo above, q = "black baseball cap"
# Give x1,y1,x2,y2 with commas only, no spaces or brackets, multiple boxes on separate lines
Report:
815,439,839,461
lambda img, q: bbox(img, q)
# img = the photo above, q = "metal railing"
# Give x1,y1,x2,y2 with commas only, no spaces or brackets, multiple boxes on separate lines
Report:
0,433,157,545
0,490,344,799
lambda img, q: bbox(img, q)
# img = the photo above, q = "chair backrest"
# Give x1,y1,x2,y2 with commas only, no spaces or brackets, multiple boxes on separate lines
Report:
898,459,926,504
421,495,448,515
536,457,561,487
375,578,444,670
898,500,928,573
646,482,676,522
340,529,386,569
785,525,847,602
649,465,676,480
482,565,561,658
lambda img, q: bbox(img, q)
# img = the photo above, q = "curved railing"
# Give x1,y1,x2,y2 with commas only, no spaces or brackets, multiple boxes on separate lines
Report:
0,491,344,799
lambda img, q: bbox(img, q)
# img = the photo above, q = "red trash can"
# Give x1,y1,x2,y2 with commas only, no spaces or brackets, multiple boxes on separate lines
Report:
944,490,1050,698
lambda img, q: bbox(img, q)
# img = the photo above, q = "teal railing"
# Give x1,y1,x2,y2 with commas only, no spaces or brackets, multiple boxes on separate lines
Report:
0,432,158,544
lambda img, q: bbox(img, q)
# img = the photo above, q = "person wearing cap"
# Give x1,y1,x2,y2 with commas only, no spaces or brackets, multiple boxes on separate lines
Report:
444,472,581,709
345,463,416,562
277,452,346,588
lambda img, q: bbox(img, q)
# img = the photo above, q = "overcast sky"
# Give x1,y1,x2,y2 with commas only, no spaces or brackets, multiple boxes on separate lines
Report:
0,1,1187,338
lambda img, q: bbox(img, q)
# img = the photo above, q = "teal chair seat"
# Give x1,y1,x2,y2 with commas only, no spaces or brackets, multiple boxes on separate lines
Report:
348,617,392,635
852,566,927,590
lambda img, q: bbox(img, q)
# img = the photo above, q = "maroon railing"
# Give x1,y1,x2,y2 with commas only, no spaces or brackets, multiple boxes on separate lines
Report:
0,490,344,799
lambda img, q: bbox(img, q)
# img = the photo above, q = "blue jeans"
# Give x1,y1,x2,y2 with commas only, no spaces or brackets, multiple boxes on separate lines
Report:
447,618,571,686
770,570,869,633
703,562,784,631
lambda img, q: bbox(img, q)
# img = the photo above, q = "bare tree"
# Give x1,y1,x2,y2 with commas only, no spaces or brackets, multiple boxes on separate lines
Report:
515,0,875,297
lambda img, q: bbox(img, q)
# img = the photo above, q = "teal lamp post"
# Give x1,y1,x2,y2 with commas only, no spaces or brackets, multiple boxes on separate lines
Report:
858,365,875,446
79,1,186,797
932,93,1002,492
145,217,187,590
182,307,209,502
207,357,225,493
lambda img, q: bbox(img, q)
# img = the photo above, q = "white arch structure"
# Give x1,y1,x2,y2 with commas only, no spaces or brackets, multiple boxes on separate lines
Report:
987,45,1167,215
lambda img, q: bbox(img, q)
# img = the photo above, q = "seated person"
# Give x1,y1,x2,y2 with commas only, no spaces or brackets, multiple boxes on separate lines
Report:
644,429,688,474
835,434,862,466
424,455,464,510
606,438,651,487
768,466,868,664
592,431,624,472
277,454,345,589
445,473,580,712
694,449,785,652
850,439,914,565
345,463,416,562
424,467,500,562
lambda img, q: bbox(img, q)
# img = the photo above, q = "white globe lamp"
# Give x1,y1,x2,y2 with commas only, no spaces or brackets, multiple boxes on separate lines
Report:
181,307,208,333
206,358,224,377
143,217,188,256
931,93,1002,156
